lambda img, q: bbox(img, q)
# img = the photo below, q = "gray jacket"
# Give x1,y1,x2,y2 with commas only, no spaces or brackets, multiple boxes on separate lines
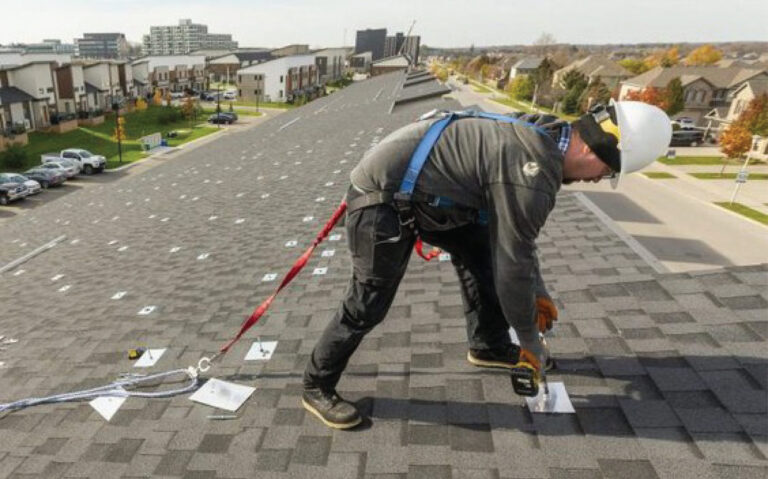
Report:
350,113,566,358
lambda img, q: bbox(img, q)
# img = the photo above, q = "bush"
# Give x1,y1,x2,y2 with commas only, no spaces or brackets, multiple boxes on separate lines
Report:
157,108,183,125
0,144,28,170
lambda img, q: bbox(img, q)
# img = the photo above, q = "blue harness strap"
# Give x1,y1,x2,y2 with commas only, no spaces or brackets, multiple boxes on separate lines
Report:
398,110,548,196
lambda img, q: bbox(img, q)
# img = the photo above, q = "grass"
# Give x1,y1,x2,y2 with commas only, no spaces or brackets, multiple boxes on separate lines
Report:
489,95,579,122
472,83,492,94
714,202,768,226
689,172,768,180
643,171,677,179
4,106,220,172
658,156,764,166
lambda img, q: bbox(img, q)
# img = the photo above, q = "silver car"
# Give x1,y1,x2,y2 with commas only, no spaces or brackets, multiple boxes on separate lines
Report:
40,159,79,179
0,173,41,196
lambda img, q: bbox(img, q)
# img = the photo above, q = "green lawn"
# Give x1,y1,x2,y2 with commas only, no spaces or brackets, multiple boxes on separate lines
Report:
472,83,493,94
714,202,768,226
4,106,220,172
658,156,764,166
643,171,677,179
490,96,579,122
689,172,768,180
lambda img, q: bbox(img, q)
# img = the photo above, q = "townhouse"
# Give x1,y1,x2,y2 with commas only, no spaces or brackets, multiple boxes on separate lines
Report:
313,48,348,84
82,61,123,110
131,56,206,97
236,55,318,103
0,61,58,131
208,50,273,83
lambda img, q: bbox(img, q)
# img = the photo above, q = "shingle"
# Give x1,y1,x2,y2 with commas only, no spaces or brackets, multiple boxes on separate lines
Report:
619,399,681,428
675,407,743,433
597,459,660,479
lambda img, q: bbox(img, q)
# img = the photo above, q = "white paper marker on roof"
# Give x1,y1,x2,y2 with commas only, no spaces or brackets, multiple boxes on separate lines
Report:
90,396,127,421
190,378,255,412
244,340,277,360
134,348,166,368
525,382,575,414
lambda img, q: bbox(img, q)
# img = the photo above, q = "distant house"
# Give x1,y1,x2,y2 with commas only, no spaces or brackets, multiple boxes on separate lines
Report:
207,50,273,82
552,55,632,91
619,65,768,125
0,61,59,131
314,48,349,84
509,57,544,79
349,52,372,74
371,55,409,77
82,61,122,109
236,55,319,103
131,56,207,96
54,63,87,115
705,79,768,157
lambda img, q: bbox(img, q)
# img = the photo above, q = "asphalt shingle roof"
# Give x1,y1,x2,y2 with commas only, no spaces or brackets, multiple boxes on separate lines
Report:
0,86,35,104
0,71,766,478
625,65,768,89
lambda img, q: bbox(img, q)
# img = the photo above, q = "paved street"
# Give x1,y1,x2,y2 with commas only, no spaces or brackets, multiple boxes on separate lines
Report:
0,72,766,478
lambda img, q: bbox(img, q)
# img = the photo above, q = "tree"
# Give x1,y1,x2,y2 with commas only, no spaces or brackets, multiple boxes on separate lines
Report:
507,75,535,101
165,91,172,107
152,89,163,106
532,32,557,54
720,124,752,159
685,45,723,66
135,97,148,111
665,77,685,116
580,77,611,112
112,116,127,142
619,58,650,75
734,93,768,136
624,87,668,111
181,95,196,125
645,47,679,69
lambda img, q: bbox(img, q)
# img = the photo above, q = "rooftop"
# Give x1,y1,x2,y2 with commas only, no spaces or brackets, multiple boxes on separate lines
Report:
0,72,765,479
625,65,768,90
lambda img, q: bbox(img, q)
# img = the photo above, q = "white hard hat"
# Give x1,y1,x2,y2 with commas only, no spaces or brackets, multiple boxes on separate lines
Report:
611,100,672,188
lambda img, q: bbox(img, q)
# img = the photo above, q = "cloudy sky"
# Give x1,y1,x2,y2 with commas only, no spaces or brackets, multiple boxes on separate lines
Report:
1,0,764,48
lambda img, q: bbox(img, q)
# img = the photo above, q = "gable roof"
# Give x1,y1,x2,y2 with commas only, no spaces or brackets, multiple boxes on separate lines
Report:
558,55,632,78
84,81,107,94
511,56,544,70
625,65,768,90
0,86,36,104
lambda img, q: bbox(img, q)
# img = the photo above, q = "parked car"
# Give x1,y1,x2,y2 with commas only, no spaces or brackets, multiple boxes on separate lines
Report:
672,117,696,129
670,128,705,146
223,90,237,100
208,112,236,124
170,91,186,99
220,111,238,121
40,160,79,178
0,180,28,205
23,168,66,188
42,148,106,174
201,91,220,101
0,173,41,196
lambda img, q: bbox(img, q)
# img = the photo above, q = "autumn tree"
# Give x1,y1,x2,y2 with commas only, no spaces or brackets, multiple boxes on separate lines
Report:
619,58,650,75
645,47,679,69
624,87,669,111
152,89,163,106
135,97,148,111
734,93,768,136
181,95,196,125
665,77,685,116
685,45,723,66
720,124,752,159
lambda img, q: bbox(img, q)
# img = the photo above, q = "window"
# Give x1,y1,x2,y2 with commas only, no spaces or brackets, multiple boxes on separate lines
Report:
238,75,241,83
47,87,54,93
279,89,283,97
279,75,283,83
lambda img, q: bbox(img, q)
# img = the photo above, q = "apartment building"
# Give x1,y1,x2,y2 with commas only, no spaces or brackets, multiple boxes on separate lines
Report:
237,55,318,103
75,33,129,59
142,19,237,55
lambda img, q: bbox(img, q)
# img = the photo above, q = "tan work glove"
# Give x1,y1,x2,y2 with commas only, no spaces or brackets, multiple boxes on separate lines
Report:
536,297,558,333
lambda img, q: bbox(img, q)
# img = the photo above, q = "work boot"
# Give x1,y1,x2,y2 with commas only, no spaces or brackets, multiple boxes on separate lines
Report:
301,388,362,429
468,345,556,371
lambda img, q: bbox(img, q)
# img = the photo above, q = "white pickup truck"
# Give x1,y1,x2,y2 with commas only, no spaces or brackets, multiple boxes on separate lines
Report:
41,149,107,175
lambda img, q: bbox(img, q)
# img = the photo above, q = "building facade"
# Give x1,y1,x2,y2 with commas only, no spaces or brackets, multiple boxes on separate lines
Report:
314,48,347,83
75,33,129,59
0,62,58,131
208,51,273,82
24,39,76,55
237,55,319,103
355,29,387,61
142,19,237,55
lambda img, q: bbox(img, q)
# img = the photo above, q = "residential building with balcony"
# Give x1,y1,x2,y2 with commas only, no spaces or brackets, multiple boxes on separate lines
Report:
236,55,318,103
75,33,129,59
142,19,237,55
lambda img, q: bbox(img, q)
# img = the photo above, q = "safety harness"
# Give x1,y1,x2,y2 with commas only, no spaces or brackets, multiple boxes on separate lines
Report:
346,110,552,231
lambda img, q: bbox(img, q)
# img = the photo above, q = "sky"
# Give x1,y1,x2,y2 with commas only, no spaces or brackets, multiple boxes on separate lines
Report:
0,0,765,49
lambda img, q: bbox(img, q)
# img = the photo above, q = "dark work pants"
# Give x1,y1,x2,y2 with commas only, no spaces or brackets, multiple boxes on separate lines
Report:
302,202,512,390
